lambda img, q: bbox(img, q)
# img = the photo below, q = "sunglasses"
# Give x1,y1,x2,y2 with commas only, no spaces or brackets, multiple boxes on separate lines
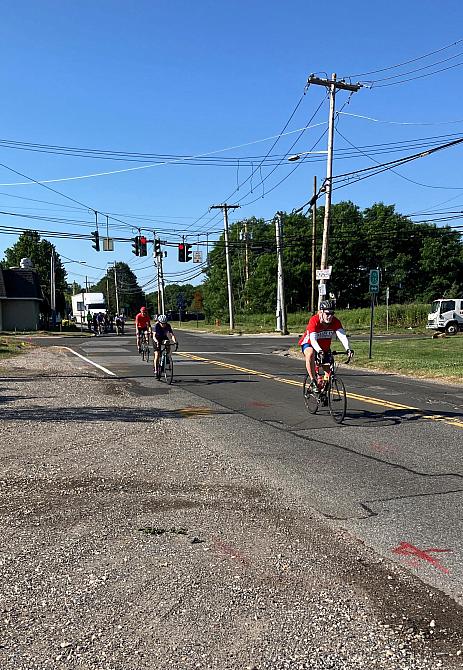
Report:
323,311,335,316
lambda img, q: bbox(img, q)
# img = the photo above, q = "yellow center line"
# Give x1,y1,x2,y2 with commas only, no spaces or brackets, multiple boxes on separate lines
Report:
176,352,463,430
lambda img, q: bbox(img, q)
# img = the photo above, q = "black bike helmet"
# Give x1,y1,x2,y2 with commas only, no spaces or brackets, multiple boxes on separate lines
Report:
319,299,335,311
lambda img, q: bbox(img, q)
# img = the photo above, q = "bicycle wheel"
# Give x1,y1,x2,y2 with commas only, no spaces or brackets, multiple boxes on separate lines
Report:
302,374,319,414
328,375,347,423
141,343,146,361
163,352,174,385
145,345,150,363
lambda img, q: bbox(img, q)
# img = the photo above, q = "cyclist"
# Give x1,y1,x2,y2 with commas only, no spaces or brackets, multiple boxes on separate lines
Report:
153,314,178,379
135,306,151,352
299,300,354,393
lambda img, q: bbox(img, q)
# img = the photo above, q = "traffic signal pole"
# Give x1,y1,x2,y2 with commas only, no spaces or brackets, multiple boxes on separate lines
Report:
211,203,240,330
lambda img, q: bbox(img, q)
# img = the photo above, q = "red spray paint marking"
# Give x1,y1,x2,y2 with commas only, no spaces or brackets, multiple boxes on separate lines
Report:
212,537,250,566
392,542,451,574
248,400,273,408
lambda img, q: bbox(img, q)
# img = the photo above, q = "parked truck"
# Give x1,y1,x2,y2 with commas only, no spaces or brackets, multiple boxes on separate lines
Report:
71,292,107,325
426,298,463,335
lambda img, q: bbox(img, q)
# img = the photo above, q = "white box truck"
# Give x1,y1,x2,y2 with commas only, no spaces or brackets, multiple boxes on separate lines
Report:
71,292,107,325
426,298,463,335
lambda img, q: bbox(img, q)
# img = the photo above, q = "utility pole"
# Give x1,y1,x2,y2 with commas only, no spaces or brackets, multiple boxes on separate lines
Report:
275,212,288,335
311,176,317,314
307,73,362,304
106,276,111,313
50,251,56,327
244,221,250,283
210,203,240,330
113,264,120,314
158,247,165,315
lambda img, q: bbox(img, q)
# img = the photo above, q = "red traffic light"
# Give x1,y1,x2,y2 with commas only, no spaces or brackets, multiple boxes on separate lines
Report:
178,243,186,262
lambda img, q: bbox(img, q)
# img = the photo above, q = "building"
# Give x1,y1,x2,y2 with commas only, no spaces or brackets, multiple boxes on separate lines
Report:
0,267,43,331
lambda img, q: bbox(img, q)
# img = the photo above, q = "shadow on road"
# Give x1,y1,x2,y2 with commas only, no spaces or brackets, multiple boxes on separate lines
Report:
0,405,231,423
344,406,463,427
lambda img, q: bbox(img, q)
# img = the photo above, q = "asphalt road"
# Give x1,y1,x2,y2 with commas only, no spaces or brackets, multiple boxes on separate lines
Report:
40,329,463,605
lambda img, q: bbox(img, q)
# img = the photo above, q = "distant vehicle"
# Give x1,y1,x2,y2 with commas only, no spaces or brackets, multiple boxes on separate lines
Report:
71,292,107,325
426,298,463,335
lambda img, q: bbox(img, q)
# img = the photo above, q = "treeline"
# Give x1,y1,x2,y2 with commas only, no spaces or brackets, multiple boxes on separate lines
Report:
202,201,463,318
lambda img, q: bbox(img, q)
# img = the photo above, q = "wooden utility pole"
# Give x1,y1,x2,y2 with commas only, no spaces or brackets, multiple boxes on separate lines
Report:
311,176,317,314
275,212,288,335
244,221,250,283
158,248,165,315
113,265,120,315
210,203,240,330
307,74,362,304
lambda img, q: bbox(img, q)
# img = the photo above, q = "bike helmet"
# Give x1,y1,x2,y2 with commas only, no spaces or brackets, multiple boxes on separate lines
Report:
158,314,167,323
319,299,335,311
140,306,147,313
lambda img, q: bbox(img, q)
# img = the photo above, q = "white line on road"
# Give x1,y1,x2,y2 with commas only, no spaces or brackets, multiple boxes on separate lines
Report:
178,351,271,355
61,347,117,377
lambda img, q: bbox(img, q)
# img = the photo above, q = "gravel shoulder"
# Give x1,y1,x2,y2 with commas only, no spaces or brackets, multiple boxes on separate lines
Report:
1,346,462,670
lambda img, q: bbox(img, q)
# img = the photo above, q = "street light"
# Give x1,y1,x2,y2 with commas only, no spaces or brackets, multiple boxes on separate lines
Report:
287,150,328,162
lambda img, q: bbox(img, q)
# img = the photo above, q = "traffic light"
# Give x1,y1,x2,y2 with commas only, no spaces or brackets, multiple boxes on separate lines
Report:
139,235,148,257
178,243,185,262
154,238,161,256
132,236,140,256
91,230,100,252
185,243,193,262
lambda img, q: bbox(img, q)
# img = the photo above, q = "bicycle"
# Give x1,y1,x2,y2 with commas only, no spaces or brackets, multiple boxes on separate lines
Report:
155,339,176,384
139,330,150,363
303,350,349,423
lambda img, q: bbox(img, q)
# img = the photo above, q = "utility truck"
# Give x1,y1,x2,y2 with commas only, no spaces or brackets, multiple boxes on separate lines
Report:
71,292,107,325
426,298,463,335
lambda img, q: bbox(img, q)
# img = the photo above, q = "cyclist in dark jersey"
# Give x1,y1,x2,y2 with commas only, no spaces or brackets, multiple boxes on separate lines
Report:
152,314,178,379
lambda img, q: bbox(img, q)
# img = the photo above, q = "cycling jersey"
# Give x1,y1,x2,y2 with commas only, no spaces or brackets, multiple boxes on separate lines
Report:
299,314,344,353
153,322,173,342
135,313,151,330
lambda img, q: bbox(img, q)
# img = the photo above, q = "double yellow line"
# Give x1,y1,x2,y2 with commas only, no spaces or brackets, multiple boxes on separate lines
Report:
177,352,463,430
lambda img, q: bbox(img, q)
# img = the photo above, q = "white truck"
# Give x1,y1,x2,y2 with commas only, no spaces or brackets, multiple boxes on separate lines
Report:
71,292,107,325
426,298,463,335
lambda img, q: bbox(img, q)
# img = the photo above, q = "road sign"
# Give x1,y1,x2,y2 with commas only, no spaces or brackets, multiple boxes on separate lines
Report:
318,283,327,296
316,266,332,280
369,269,380,293
193,251,203,264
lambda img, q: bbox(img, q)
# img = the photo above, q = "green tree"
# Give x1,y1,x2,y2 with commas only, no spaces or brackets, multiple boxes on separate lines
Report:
92,262,143,316
2,231,67,314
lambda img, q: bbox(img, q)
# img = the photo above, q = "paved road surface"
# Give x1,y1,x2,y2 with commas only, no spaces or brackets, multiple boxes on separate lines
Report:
39,329,463,605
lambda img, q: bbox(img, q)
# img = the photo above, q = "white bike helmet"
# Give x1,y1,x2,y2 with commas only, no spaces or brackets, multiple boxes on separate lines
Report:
158,314,167,323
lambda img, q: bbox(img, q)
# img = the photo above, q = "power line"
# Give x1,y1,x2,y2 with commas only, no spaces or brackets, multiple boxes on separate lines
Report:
344,37,463,78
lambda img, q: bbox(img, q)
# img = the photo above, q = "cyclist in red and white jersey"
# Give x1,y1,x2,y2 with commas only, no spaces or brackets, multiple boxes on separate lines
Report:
299,300,353,393
135,306,151,352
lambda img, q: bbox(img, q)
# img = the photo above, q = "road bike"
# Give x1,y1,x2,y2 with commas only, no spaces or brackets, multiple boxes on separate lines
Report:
155,339,175,384
139,331,150,363
303,351,349,423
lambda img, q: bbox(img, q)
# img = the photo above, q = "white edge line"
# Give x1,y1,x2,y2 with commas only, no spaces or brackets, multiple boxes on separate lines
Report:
61,346,117,377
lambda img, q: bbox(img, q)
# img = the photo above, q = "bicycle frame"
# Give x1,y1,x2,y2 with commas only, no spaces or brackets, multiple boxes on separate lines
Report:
303,351,348,423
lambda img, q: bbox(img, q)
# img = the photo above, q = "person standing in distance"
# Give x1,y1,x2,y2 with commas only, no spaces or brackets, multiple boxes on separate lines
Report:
299,300,354,393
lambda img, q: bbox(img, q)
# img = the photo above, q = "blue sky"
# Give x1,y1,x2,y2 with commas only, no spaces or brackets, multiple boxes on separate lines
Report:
1,1,462,295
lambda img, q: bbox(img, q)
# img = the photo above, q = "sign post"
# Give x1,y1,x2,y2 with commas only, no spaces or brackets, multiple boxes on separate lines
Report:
368,269,380,359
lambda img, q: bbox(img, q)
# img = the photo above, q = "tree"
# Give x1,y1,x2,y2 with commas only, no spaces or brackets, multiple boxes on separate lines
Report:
201,202,463,318
92,262,143,316
2,231,67,314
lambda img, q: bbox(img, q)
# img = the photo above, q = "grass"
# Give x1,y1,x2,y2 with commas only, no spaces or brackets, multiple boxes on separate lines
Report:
350,336,463,383
0,337,32,360
183,304,432,336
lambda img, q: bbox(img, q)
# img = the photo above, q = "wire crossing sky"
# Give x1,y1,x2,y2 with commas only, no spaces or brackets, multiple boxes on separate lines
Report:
0,1,463,288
